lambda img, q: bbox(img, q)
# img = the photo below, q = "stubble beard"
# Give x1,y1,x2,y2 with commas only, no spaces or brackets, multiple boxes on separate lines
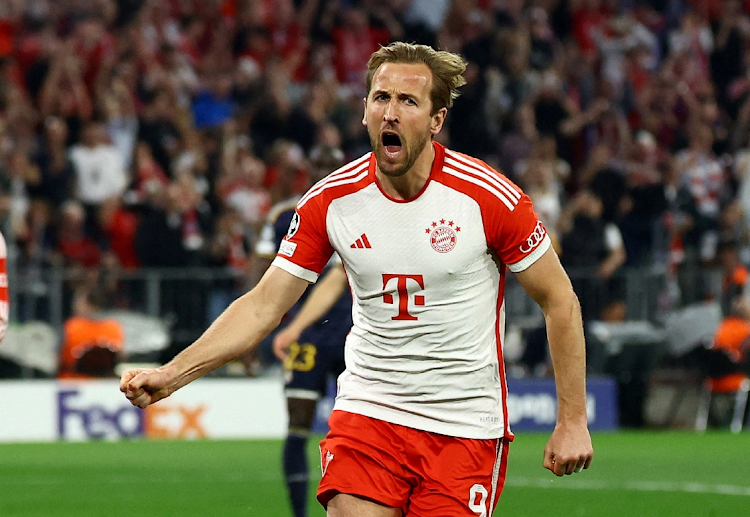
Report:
370,129,431,178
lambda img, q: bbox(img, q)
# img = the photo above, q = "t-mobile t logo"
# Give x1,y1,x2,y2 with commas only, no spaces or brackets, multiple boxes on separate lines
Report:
382,274,425,321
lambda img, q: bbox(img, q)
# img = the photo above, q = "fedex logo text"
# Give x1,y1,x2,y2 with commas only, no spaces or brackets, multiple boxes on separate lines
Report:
57,389,208,440
382,274,424,321
145,403,207,438
58,389,142,440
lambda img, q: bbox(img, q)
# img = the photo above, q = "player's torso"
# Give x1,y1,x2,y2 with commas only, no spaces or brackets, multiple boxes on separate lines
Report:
329,180,499,336
326,180,506,438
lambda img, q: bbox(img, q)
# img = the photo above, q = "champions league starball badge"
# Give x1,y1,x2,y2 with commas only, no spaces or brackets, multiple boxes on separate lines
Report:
287,211,301,239
425,218,460,253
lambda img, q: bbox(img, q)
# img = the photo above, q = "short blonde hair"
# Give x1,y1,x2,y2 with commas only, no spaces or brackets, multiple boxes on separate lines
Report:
366,42,467,114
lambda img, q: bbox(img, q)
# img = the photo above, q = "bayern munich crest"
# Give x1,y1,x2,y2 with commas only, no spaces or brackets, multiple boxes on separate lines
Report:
426,218,460,253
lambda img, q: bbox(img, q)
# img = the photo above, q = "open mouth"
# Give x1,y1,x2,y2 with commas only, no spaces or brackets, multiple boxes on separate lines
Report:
381,131,403,156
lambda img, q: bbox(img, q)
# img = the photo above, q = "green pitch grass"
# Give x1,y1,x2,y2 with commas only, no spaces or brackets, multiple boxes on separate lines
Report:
0,431,748,516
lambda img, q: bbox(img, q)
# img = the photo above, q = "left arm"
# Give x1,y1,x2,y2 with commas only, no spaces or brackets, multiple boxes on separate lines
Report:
515,246,594,476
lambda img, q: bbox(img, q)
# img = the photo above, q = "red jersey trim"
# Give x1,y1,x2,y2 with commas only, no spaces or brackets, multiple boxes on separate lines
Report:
496,279,514,441
443,150,521,211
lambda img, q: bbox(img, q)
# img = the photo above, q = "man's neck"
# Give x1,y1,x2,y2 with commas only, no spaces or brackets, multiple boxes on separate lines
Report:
376,142,435,200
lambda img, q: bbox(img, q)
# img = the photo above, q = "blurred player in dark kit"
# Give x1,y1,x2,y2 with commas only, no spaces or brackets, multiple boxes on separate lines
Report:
255,145,351,517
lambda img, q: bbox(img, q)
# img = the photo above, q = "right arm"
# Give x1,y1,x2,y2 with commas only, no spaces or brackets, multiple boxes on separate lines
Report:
273,263,349,360
515,247,593,476
121,266,309,408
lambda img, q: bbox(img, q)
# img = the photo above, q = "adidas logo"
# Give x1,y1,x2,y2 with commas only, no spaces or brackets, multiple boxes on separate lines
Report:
350,233,372,249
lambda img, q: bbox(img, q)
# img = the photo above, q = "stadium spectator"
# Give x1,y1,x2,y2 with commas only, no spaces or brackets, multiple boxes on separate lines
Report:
261,139,310,204
53,200,102,270
674,123,728,266
712,0,750,108
58,286,124,380
216,129,271,232
527,6,561,71
558,189,627,321
37,41,93,146
121,41,593,516
578,141,628,229
98,72,139,172
331,6,394,89
618,131,670,266
668,10,713,87
5,150,40,240
706,294,750,426
401,0,449,43
15,198,55,270
69,120,128,214
96,196,139,270
137,89,184,177
134,180,211,268
571,0,614,59
498,104,538,181
595,13,658,103
191,73,236,131
716,238,750,316
132,141,170,204
30,117,76,208
515,136,570,233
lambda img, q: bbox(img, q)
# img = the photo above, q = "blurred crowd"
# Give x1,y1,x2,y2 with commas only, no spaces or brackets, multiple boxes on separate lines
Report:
3,0,750,329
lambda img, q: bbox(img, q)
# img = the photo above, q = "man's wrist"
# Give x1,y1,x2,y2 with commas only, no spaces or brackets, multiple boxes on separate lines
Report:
287,324,304,339
555,413,588,428
156,363,180,391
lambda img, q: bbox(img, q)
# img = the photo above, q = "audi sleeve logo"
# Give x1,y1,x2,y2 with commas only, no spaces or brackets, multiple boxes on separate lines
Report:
519,221,546,254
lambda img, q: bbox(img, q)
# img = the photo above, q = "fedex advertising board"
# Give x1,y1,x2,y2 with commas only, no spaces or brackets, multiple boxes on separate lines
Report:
0,378,286,442
0,375,616,442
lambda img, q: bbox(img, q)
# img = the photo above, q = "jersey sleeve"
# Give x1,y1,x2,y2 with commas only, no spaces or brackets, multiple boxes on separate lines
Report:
270,196,334,283
488,189,551,273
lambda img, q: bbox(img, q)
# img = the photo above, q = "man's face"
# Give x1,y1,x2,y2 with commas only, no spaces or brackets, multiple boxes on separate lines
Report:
363,62,445,178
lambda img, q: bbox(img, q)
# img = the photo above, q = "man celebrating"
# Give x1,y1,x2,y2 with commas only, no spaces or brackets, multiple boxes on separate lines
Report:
122,42,593,516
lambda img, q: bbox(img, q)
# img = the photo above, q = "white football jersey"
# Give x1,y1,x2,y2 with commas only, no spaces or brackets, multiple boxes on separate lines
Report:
271,142,550,439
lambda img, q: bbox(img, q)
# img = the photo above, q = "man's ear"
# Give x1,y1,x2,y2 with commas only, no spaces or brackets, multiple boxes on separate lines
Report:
430,107,447,135
362,97,367,127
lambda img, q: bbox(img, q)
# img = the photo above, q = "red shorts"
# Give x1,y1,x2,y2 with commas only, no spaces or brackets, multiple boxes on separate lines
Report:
317,410,509,516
